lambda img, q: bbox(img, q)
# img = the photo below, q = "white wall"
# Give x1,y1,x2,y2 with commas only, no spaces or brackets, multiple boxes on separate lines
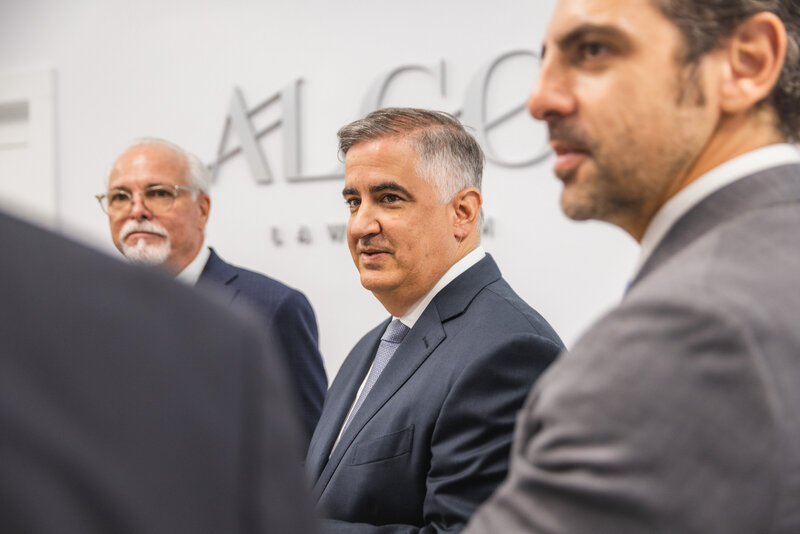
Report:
0,0,638,377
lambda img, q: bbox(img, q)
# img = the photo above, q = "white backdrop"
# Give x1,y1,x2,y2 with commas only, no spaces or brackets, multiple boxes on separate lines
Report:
0,0,638,377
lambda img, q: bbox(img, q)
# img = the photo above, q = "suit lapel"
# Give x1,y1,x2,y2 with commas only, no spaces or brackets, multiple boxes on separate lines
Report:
313,307,446,496
196,248,240,305
305,322,386,481
633,164,800,288
311,254,504,497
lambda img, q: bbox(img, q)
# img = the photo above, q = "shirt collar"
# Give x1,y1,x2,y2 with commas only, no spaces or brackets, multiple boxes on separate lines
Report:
175,243,210,286
634,143,800,277
396,246,486,329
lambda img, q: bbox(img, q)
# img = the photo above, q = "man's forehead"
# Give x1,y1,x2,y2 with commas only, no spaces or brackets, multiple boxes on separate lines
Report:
546,0,662,43
110,145,188,187
344,137,417,180
345,136,412,160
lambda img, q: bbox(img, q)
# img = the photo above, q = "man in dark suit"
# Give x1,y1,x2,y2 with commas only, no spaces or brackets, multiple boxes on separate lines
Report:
306,108,563,533
0,210,315,534
98,138,326,443
466,1,800,533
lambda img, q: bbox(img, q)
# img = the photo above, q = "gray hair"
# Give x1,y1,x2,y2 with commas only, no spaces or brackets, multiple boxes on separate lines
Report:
337,108,484,203
108,137,211,195
654,0,800,140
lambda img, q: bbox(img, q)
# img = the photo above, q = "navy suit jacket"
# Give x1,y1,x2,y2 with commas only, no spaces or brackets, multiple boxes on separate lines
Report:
198,248,327,444
306,254,563,533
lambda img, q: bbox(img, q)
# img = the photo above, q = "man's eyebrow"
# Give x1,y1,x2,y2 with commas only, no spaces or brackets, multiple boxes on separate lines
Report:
108,181,168,192
556,24,628,51
370,182,412,197
342,182,413,198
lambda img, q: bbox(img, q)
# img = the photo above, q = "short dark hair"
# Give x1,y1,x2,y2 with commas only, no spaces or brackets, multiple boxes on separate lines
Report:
337,107,484,202
654,0,800,140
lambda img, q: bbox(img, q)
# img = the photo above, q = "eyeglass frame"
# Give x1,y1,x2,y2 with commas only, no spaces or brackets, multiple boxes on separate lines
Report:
95,184,201,215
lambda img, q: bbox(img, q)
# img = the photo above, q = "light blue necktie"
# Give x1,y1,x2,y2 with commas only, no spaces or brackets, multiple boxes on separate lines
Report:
342,319,410,432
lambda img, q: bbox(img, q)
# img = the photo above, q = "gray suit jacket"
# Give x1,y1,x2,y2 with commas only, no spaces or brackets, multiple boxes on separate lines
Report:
0,212,316,534
465,164,800,533
306,254,563,533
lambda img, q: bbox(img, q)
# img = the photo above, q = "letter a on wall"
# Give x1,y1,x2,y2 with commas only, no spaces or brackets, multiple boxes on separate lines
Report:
210,87,273,184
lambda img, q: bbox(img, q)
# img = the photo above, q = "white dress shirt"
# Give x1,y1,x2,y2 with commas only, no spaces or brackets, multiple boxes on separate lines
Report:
175,243,211,286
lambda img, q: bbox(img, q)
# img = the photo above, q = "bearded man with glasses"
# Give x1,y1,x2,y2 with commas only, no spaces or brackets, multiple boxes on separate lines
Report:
98,181,203,267
98,138,327,446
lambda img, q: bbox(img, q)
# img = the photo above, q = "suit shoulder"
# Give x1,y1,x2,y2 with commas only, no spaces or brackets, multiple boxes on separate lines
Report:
476,277,564,348
226,263,314,310
228,263,298,294
0,214,266,358
635,203,800,321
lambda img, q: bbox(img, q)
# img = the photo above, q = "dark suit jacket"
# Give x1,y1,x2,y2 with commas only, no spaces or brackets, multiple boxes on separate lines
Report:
0,212,315,534
198,248,327,443
306,254,563,533
466,164,800,533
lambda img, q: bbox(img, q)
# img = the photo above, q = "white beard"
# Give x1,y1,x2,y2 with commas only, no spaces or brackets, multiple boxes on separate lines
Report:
122,237,170,265
119,220,171,266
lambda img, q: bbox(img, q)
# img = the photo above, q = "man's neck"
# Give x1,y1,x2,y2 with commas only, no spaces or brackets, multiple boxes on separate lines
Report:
626,112,786,241
380,245,485,322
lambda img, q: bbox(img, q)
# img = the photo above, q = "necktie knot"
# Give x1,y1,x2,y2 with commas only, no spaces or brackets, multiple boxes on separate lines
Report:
381,319,410,344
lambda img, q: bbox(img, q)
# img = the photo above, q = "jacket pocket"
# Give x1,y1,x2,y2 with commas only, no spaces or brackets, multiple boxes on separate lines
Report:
350,425,414,465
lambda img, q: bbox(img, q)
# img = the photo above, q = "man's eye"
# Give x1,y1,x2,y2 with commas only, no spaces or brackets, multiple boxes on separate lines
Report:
579,41,610,59
109,192,131,203
345,198,360,210
381,194,401,203
147,188,174,199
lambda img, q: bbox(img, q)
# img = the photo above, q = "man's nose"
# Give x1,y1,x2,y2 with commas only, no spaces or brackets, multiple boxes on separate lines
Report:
527,55,576,123
348,203,381,240
128,192,153,220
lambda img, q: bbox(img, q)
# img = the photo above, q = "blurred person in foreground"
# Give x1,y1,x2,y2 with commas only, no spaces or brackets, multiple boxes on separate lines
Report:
0,210,316,533
98,137,327,444
305,107,564,533
466,1,800,533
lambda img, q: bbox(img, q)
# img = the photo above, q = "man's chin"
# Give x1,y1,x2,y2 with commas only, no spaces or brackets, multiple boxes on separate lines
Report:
359,274,396,294
561,201,590,221
121,239,171,266
558,174,602,221
561,207,598,222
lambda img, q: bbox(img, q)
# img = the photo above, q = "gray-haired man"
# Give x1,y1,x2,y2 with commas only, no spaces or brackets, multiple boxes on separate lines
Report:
99,138,327,444
305,108,563,533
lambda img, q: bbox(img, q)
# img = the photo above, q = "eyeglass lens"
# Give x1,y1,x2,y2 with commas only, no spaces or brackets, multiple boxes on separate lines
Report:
106,186,179,214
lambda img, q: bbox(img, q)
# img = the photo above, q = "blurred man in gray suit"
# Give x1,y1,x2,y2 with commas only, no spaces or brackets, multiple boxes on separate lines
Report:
0,211,316,534
466,1,800,533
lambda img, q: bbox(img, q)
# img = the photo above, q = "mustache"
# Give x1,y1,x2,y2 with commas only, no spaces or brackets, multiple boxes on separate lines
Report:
120,219,168,240
548,122,595,153
357,237,390,252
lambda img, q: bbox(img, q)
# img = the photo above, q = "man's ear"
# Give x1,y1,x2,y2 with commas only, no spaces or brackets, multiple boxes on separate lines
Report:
719,12,787,113
451,188,482,240
197,193,211,229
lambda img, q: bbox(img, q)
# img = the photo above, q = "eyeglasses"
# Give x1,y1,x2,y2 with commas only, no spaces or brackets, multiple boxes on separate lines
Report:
96,184,199,215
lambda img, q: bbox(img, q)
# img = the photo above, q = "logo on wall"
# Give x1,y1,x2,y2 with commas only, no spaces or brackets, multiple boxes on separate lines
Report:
208,50,549,246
